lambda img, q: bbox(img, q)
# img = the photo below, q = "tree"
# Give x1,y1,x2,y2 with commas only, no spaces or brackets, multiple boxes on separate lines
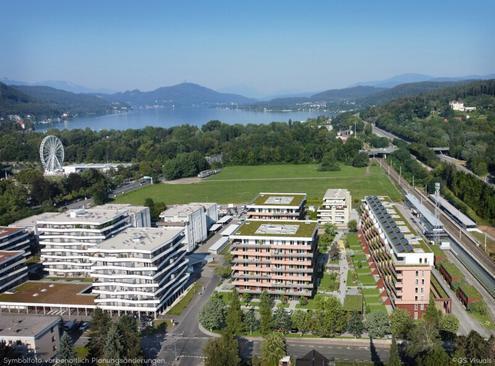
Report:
347,219,357,232
347,312,364,338
365,312,390,338
439,314,459,335
351,152,369,167
418,344,450,366
226,288,244,336
117,315,142,360
319,151,340,171
424,297,441,328
87,309,111,361
259,291,273,335
312,296,347,337
244,307,259,335
464,330,491,360
204,333,241,366
405,320,441,359
200,293,226,331
103,323,125,365
390,309,413,339
272,307,292,334
90,180,110,205
388,337,402,366
291,310,313,335
260,332,286,366
58,332,76,364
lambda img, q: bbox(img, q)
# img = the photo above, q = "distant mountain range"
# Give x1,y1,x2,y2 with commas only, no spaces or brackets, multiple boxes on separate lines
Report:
1,77,115,94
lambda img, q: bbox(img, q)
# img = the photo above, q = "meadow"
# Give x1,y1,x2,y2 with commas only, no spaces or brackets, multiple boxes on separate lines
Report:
115,163,401,206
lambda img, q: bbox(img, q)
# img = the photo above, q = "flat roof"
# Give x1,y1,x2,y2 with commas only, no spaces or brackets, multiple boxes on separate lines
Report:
323,188,350,199
93,227,183,252
8,212,60,230
160,204,203,218
209,237,229,252
189,202,217,209
209,223,222,232
37,207,127,225
251,192,306,207
0,250,24,264
429,194,476,227
217,215,232,224
233,220,317,238
221,224,240,236
0,281,96,306
98,203,148,214
405,193,443,227
0,314,60,337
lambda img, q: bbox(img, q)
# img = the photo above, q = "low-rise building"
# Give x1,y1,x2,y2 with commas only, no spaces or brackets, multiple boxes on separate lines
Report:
230,220,318,298
0,314,61,360
0,250,28,292
246,193,307,220
159,205,207,252
89,227,189,317
0,227,33,257
449,101,476,112
37,206,142,277
360,196,434,319
317,189,351,227
405,193,447,242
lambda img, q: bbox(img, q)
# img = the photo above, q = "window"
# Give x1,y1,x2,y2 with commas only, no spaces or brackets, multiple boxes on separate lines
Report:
415,271,419,276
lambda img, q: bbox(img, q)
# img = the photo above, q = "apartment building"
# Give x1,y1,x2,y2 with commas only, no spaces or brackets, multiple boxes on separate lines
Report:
99,203,151,228
0,314,61,361
230,220,317,298
159,205,207,252
37,206,146,277
0,250,28,292
317,189,351,227
89,227,189,317
0,227,33,257
190,202,219,229
360,196,434,319
246,193,307,220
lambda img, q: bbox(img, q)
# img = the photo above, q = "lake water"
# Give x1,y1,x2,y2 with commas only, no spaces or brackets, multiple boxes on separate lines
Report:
39,107,329,131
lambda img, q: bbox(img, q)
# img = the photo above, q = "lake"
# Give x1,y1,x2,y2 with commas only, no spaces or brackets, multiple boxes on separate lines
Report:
39,106,330,131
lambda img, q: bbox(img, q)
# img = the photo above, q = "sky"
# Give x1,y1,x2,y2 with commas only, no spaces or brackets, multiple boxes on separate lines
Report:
1,0,494,97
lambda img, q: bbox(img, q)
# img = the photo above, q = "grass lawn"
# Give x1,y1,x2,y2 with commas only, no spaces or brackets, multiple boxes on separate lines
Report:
357,273,376,286
469,309,495,330
115,164,400,205
166,282,201,316
319,272,339,292
343,294,363,312
471,231,495,257
346,270,359,286
346,233,362,250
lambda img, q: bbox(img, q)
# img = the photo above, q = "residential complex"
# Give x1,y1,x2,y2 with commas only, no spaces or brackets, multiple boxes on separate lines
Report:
0,250,28,292
89,227,189,317
317,188,351,227
0,227,33,257
38,205,149,277
0,314,61,360
190,202,219,228
230,220,318,298
159,204,208,252
246,192,307,220
360,196,434,319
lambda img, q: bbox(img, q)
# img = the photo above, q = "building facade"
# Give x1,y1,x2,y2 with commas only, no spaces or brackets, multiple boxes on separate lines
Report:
246,193,307,220
0,227,33,257
0,250,28,292
89,227,189,317
190,202,219,229
360,196,434,319
230,220,317,298
37,206,145,277
159,205,207,252
317,189,351,227
0,314,61,360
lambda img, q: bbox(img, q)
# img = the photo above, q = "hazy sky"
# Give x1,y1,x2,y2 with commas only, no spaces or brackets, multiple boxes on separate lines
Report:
1,0,494,96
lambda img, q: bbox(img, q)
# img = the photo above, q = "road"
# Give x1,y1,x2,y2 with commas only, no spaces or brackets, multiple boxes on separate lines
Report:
377,158,495,299
438,154,494,187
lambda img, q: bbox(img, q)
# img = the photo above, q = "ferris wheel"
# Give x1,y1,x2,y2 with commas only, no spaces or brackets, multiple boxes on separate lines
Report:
40,135,64,173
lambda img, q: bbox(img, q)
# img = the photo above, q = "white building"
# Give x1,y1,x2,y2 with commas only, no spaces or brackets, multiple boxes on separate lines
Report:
99,203,151,228
317,189,351,227
0,314,61,360
246,193,307,220
0,227,33,258
89,227,189,317
190,202,219,229
38,205,149,277
159,205,207,252
449,101,476,112
0,250,28,292
62,163,132,175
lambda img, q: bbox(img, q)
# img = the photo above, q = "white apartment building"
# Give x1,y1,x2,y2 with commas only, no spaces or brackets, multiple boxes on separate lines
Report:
317,189,351,227
0,250,28,292
449,100,476,112
190,202,219,229
0,314,61,360
246,193,307,220
0,227,33,257
159,205,207,252
99,203,151,227
38,205,149,277
89,227,189,317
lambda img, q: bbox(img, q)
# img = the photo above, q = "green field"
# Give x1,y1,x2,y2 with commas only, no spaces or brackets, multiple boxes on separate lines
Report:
115,164,400,205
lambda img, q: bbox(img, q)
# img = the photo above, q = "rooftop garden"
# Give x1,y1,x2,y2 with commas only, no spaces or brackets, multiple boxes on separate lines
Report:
252,193,306,206
234,220,317,237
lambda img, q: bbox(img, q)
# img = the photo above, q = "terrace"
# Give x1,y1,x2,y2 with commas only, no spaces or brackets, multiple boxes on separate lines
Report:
234,220,317,238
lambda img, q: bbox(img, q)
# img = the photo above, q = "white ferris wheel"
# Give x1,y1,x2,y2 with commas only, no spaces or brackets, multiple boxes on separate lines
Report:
40,135,64,174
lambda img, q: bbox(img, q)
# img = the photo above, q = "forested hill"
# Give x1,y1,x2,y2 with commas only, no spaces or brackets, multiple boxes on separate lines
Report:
0,82,59,119
102,82,256,106
362,79,495,176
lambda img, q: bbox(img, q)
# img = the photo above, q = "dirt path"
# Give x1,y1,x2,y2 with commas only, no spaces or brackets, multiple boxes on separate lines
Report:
163,177,202,184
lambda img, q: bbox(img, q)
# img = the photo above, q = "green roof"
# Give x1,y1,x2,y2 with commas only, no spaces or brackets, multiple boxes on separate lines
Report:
234,220,317,238
440,261,463,280
430,274,449,298
458,281,481,299
252,193,306,206
414,240,432,253
430,245,445,259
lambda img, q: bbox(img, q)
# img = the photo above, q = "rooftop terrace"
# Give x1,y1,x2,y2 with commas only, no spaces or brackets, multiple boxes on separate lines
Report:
37,207,127,225
233,220,317,238
251,192,306,207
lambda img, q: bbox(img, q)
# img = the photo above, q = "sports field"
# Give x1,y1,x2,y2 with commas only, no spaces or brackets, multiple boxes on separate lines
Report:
115,163,401,205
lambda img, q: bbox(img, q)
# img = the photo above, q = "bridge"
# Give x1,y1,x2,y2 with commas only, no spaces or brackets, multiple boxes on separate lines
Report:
360,146,398,157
